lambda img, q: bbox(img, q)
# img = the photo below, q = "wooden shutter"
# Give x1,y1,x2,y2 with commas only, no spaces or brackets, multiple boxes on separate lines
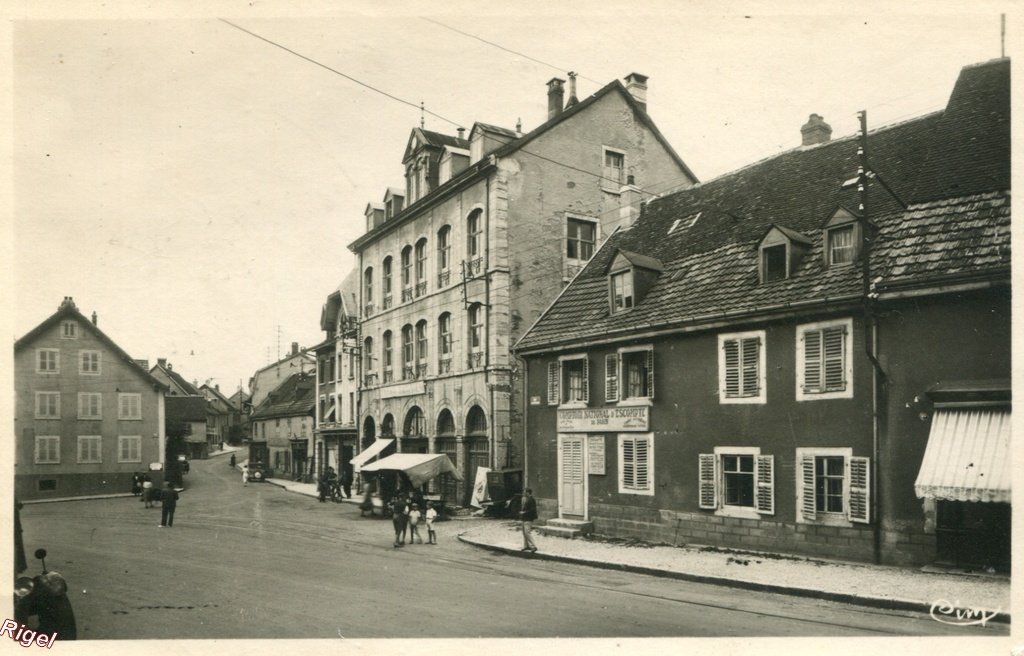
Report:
800,455,816,521
848,456,870,523
723,340,739,398
547,362,559,405
698,453,718,509
823,325,846,391
803,329,822,392
622,438,636,489
646,348,655,399
755,455,774,515
581,358,590,404
741,337,760,396
605,354,619,403
635,438,650,491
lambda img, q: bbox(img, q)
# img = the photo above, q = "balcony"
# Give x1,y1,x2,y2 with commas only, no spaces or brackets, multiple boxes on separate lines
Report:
468,351,484,369
416,363,428,378
382,295,393,310
437,270,450,287
415,281,427,297
466,257,483,276
402,288,414,303
363,373,378,387
438,358,451,374
403,365,416,380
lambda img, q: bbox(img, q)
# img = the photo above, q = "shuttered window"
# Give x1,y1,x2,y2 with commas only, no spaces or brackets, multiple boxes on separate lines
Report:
620,434,652,494
755,455,775,515
605,354,619,403
797,449,870,525
719,331,765,403
547,362,559,405
797,319,853,400
698,453,717,509
700,450,774,515
562,357,589,404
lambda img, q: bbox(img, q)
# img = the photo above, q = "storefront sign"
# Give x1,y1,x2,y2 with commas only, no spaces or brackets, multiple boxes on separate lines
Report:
557,405,649,432
588,435,605,475
380,380,426,399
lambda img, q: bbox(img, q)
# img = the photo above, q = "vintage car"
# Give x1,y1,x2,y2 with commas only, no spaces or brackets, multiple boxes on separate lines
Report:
246,462,266,483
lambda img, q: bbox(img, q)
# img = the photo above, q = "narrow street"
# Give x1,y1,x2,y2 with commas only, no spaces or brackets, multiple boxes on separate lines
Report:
16,456,1004,640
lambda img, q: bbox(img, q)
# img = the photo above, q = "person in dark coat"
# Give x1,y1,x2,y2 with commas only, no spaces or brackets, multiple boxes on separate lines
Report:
159,482,179,527
519,488,538,552
391,495,408,547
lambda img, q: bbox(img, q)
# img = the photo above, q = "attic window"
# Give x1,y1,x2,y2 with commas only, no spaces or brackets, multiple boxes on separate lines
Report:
828,225,856,265
610,271,634,312
758,225,811,284
762,245,787,282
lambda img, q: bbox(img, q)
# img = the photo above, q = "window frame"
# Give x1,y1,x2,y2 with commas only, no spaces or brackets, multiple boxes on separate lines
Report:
415,319,429,378
35,391,61,419
566,216,598,263
36,348,60,374
558,353,589,406
437,225,452,287
796,318,854,401
401,324,415,379
438,312,452,373
400,246,413,300
618,433,654,496
77,435,103,464
609,269,634,313
601,146,627,192
61,320,78,339
79,350,101,375
761,243,788,283
468,304,484,368
382,330,393,382
118,393,142,420
794,447,870,527
77,392,102,420
606,345,654,404
415,238,428,296
118,436,142,463
827,223,857,266
717,330,767,404
713,446,760,519
382,256,393,308
35,436,61,464
467,209,483,261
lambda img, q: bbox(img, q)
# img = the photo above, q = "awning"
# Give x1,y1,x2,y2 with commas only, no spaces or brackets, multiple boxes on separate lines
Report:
350,438,394,472
914,408,1011,503
360,453,463,488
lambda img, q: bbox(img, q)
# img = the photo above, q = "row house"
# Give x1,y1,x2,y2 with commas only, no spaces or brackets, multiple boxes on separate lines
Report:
199,383,238,448
14,297,168,500
515,59,1010,569
249,372,316,477
150,359,211,460
248,342,316,408
349,72,698,505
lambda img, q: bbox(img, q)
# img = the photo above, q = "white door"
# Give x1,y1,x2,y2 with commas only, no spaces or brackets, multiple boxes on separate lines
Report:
559,434,586,517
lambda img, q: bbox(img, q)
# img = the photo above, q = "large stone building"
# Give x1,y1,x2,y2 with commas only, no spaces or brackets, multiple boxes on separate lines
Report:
350,73,698,505
14,297,168,500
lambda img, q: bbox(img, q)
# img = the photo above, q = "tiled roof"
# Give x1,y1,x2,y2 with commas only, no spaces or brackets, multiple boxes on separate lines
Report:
251,372,316,420
162,367,200,396
473,122,519,138
517,59,1009,353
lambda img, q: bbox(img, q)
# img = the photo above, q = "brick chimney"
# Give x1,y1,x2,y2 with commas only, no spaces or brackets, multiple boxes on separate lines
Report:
565,72,579,108
624,73,648,113
91,311,98,325
801,114,832,146
291,342,299,356
59,296,77,310
158,358,167,369
618,175,643,228
547,77,565,120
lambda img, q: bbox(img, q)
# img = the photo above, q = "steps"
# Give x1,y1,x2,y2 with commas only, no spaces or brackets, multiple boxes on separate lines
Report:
537,517,593,539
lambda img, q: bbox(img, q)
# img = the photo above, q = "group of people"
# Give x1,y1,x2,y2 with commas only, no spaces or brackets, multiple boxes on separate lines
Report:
131,473,179,527
317,466,352,503
390,494,437,547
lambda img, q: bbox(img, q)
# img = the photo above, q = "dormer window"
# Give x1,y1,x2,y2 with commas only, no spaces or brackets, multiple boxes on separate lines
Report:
762,245,787,282
611,271,634,312
823,208,862,267
607,250,662,313
757,224,811,284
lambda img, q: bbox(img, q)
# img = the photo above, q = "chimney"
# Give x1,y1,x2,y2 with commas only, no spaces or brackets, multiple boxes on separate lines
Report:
565,72,579,108
547,77,566,120
59,296,77,310
291,342,299,356
624,73,648,113
158,358,167,369
618,175,643,228
801,114,832,146
215,384,220,392
91,311,98,326
457,127,465,140
167,363,173,371
134,359,149,370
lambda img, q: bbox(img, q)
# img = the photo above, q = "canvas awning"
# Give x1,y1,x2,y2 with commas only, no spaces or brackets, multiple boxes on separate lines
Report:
914,408,1011,503
350,438,394,472
360,453,463,488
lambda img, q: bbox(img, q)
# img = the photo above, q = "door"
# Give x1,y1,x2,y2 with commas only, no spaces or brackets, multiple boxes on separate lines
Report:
559,434,586,517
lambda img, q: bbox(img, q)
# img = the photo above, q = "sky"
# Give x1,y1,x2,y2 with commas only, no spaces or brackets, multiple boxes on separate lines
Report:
6,1,1014,393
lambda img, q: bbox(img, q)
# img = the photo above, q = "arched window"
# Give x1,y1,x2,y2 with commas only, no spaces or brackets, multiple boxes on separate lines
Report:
404,406,425,437
362,416,376,448
381,413,395,437
467,209,483,269
468,303,484,368
466,405,487,436
401,246,413,302
415,319,428,378
436,408,455,437
437,225,452,287
363,336,374,380
401,324,414,379
415,238,428,297
382,330,393,382
438,312,452,373
363,267,374,315
382,256,393,309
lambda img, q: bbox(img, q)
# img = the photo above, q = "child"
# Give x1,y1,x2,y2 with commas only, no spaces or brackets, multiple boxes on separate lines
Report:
391,495,408,547
408,504,424,544
425,501,437,544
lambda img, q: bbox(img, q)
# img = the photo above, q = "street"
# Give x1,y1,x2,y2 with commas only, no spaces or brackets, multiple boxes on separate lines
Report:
17,455,1007,639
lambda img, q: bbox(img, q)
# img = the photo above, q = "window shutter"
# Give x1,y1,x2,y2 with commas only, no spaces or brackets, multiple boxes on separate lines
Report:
698,453,718,509
723,340,739,398
755,455,774,515
823,326,846,391
646,348,655,399
547,362,559,405
848,456,870,524
581,358,590,404
801,455,816,521
635,438,649,491
622,438,636,489
741,337,760,396
605,354,619,403
803,329,822,392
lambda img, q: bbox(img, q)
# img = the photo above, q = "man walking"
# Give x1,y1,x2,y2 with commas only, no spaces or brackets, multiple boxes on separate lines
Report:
519,488,538,553
159,482,179,528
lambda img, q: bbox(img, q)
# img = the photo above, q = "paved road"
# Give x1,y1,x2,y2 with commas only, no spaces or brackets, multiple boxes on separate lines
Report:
17,456,1006,639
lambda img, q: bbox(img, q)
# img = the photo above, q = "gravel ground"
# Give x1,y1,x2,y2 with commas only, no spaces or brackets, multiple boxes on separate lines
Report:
457,519,1010,612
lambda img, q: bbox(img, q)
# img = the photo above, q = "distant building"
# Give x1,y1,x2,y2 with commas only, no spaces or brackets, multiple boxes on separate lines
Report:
351,72,698,505
249,372,316,477
150,360,213,459
200,383,239,448
14,297,168,500
248,343,316,409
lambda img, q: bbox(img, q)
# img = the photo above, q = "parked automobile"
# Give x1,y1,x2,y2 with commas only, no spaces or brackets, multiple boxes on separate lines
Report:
246,462,266,483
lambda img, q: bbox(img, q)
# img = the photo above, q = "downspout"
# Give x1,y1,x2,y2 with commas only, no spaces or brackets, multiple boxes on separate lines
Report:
517,352,529,488
484,173,494,470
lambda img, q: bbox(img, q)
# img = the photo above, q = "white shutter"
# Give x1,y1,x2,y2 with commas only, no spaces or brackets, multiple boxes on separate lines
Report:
605,354,619,403
646,349,655,399
801,455,816,521
547,362,559,405
755,455,774,515
635,438,650,491
622,438,636,489
803,329,822,392
823,326,846,391
723,340,739,398
741,337,760,396
848,456,870,523
698,453,718,509
581,358,590,404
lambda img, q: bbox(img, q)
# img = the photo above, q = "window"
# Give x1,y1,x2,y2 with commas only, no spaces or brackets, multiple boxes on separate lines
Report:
77,436,102,464
603,148,626,189
699,448,775,516
467,304,484,368
35,392,61,419
605,347,654,402
37,349,59,373
363,337,374,377
828,224,856,265
415,319,428,377
382,331,393,383
567,218,597,262
78,392,102,419
415,238,428,296
364,267,374,315
404,406,425,437
402,324,414,379
79,350,101,375
116,436,141,463
118,393,142,420
438,312,452,373
795,448,870,525
610,271,633,312
437,226,451,287
618,434,653,495
761,244,787,282
718,331,766,404
35,436,60,464
382,256,393,309
401,246,413,301
467,209,483,263
61,321,77,338
796,318,853,400
560,356,589,404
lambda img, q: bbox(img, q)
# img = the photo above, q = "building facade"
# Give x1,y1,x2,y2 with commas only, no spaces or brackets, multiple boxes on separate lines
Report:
248,344,316,409
515,59,1010,568
14,297,168,500
350,73,698,505
150,360,211,460
249,372,316,478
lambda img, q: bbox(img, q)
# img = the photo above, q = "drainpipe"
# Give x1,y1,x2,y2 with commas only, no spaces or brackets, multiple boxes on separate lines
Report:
516,352,529,488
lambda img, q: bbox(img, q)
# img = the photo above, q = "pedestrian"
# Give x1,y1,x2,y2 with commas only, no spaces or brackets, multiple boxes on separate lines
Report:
141,475,154,508
159,482,179,527
229,453,236,468
408,504,424,544
242,465,249,487
340,466,353,499
425,501,437,544
519,488,538,553
391,495,408,547
131,473,142,497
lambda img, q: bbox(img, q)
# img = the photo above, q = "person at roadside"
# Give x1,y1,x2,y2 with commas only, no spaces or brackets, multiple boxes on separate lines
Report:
159,482,179,528
141,475,154,508
340,466,353,499
408,504,424,544
242,464,249,487
519,488,538,553
391,495,408,548
425,502,437,545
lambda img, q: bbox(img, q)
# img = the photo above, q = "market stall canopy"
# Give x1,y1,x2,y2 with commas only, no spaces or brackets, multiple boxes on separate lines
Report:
360,453,463,488
914,408,1011,503
350,438,394,472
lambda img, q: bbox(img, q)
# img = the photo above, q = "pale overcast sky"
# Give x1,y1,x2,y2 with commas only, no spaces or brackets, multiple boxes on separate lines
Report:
7,1,1013,392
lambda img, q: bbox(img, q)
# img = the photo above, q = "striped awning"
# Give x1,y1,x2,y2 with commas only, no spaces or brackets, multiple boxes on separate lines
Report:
350,438,393,472
914,408,1011,503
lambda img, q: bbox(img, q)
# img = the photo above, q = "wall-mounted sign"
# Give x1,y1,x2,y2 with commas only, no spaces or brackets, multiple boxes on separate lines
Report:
380,381,426,399
530,396,542,406
588,435,605,475
557,405,649,432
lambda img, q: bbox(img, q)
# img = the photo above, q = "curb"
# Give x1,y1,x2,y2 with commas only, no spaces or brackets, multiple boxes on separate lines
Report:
22,488,187,504
456,533,1011,625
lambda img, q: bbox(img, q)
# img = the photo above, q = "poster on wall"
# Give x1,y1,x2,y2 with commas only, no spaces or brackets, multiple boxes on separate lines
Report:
588,435,605,475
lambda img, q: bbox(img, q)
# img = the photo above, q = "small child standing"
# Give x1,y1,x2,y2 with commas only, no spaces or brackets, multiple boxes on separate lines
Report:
425,502,437,544
408,504,424,544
